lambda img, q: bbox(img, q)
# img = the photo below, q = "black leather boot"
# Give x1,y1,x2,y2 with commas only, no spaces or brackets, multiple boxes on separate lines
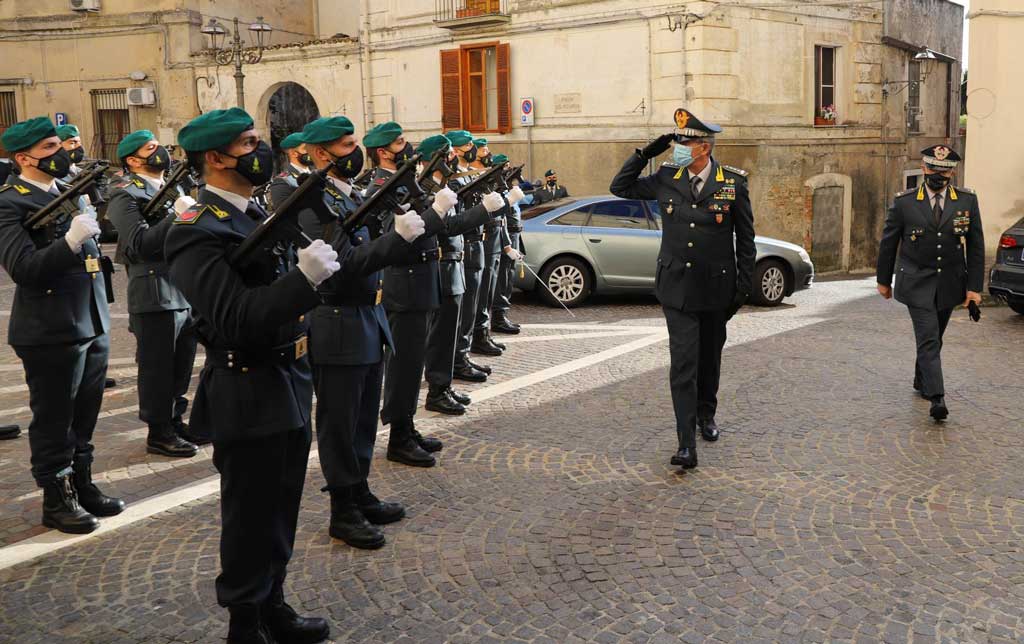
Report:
486,331,507,351
448,388,471,406
698,418,720,442
670,446,698,470
425,385,466,416
227,605,275,644
471,331,502,356
264,587,330,644
147,423,198,458
385,421,432,466
353,481,406,525
930,396,949,421
73,461,126,517
411,426,443,453
329,489,385,549
453,363,487,382
492,312,521,335
104,377,116,389
173,418,211,446
466,358,492,375
42,474,99,534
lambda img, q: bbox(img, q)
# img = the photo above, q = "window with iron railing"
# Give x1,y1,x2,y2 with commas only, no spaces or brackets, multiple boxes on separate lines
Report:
0,91,17,157
435,0,510,26
90,89,130,163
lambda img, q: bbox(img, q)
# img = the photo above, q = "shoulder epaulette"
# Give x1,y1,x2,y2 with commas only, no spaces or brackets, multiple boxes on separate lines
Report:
660,161,681,169
173,203,232,225
955,186,975,195
8,183,32,196
131,177,145,189
0,185,10,193
894,187,917,199
721,164,748,177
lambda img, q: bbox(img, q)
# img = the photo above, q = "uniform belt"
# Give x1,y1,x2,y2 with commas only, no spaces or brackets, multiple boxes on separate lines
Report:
415,248,441,263
205,335,308,370
320,292,380,306
507,224,523,233
485,220,505,230
464,233,483,242
440,251,465,262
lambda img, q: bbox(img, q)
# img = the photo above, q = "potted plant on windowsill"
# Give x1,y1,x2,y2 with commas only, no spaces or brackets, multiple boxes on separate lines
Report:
815,104,837,126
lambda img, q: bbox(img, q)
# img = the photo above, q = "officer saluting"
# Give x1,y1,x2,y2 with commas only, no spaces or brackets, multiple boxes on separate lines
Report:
164,108,336,644
610,109,756,471
876,145,984,421
0,117,125,533
105,130,201,458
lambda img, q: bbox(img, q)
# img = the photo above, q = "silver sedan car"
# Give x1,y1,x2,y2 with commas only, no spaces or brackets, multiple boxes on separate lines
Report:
514,196,814,308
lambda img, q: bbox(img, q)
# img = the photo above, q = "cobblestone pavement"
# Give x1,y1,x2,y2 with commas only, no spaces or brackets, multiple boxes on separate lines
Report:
1,262,1023,643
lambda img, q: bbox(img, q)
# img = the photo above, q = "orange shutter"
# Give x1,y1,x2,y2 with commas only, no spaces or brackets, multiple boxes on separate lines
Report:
440,48,462,131
496,43,511,134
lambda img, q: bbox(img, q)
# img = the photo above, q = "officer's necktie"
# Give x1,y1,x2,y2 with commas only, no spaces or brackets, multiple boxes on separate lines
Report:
932,196,942,225
690,175,701,201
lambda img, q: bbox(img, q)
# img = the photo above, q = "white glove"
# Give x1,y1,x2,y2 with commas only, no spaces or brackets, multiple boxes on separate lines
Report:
431,187,459,215
482,191,505,213
394,210,426,243
65,213,101,253
507,186,525,205
504,246,523,261
297,239,340,287
173,196,197,215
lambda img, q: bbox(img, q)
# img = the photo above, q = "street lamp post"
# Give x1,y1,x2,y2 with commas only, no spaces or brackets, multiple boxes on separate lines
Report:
201,16,273,110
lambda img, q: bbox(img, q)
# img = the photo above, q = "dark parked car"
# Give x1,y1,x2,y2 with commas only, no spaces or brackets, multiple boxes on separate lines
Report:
989,216,1024,315
514,196,814,308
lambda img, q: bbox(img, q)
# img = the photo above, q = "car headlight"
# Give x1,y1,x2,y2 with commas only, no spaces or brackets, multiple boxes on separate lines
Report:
797,247,811,263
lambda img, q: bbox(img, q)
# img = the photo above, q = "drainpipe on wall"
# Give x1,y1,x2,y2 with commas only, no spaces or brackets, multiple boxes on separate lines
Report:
359,0,373,132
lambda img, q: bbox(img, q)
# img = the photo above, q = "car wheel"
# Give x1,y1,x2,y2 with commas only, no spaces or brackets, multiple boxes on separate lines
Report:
539,257,592,308
1009,298,1024,316
750,259,789,306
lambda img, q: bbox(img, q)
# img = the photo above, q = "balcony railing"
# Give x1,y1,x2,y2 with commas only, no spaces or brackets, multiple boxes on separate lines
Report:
435,0,511,29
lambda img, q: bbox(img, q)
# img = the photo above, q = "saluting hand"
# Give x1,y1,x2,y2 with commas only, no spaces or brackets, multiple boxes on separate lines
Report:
640,133,676,160
962,290,982,308
877,284,893,299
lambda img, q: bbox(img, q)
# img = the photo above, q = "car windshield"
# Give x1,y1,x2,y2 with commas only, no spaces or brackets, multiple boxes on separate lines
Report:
521,197,577,220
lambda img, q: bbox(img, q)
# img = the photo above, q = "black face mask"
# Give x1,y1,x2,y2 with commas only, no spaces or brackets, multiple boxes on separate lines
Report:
448,156,462,172
143,145,171,170
480,154,493,167
30,148,72,178
223,141,275,186
391,142,414,164
68,147,86,164
330,145,364,179
299,153,314,168
925,173,950,191
547,178,557,186
462,146,477,164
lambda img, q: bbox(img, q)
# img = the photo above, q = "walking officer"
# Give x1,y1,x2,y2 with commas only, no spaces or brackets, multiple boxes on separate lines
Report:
268,115,425,549
876,145,984,422
447,130,492,382
164,107,339,644
0,117,125,533
490,153,525,335
610,109,756,471
364,121,453,467
420,134,507,415
106,130,201,458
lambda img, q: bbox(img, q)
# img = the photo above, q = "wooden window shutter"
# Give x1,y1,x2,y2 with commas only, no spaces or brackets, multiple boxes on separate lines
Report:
440,48,462,130
496,43,511,134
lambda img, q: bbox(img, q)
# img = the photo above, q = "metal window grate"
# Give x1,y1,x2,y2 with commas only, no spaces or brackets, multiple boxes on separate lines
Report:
0,91,18,157
90,89,130,162
435,0,509,23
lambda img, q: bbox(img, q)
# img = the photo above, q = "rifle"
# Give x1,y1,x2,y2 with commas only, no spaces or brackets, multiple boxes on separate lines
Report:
141,161,194,221
454,161,508,207
351,167,374,192
227,169,328,267
417,149,455,195
340,155,425,238
502,164,524,190
23,161,111,231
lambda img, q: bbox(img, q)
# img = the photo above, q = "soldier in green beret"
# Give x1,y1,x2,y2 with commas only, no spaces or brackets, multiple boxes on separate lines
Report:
0,117,125,534
491,153,527,335
164,107,337,644
106,130,201,458
57,124,87,168
363,121,451,467
278,132,311,179
269,115,425,549
420,134,508,416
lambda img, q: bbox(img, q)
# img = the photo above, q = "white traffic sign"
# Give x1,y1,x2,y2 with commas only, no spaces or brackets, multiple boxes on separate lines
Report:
519,97,535,127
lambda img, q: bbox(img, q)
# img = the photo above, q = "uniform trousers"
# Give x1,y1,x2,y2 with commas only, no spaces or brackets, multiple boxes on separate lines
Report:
907,305,954,398
314,361,383,490
129,309,197,426
381,310,430,432
493,230,520,314
474,234,502,332
14,333,109,486
213,424,310,608
424,291,463,388
661,307,728,448
456,241,484,364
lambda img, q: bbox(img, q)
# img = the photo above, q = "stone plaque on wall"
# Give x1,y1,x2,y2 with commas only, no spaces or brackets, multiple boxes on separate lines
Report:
554,93,582,114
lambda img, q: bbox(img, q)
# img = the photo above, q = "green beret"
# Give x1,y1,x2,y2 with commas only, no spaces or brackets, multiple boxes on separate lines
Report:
362,121,403,148
445,130,473,146
416,134,451,159
117,129,156,159
473,137,488,148
279,133,305,150
56,124,80,141
300,116,355,145
1,117,57,153
178,107,255,152
491,153,509,165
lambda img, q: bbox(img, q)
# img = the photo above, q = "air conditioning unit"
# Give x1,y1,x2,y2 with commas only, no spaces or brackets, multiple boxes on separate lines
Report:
126,87,157,107
69,0,100,12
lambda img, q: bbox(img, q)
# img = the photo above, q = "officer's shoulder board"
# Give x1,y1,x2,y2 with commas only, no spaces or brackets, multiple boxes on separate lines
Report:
955,185,976,196
720,164,748,178
0,182,32,196
173,203,232,225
